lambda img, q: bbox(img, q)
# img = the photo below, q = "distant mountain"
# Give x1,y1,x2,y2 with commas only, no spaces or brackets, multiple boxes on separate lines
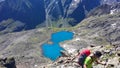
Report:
0,19,25,34
0,0,45,29
0,0,120,30
44,0,101,26
101,0,120,5
87,3,120,17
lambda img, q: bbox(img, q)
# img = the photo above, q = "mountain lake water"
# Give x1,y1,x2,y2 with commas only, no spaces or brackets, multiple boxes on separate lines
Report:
41,31,74,61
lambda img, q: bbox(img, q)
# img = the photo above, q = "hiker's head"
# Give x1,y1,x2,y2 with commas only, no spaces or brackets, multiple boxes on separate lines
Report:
94,51,102,58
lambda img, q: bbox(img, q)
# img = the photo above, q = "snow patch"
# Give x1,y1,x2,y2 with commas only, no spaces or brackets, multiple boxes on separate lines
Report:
110,9,120,14
62,44,76,54
34,64,38,67
68,48,76,54
111,23,116,28
75,38,80,41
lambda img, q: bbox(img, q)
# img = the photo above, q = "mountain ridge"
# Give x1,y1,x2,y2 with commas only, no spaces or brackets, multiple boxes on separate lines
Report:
0,0,120,30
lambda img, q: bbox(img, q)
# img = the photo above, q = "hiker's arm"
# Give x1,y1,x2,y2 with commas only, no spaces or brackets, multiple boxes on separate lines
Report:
83,64,87,68
96,60,106,65
71,52,80,61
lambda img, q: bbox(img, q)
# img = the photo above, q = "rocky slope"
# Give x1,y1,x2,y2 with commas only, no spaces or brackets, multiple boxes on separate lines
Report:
58,13,120,68
39,13,120,68
0,28,53,68
41,45,120,68
0,13,120,68
61,13,120,51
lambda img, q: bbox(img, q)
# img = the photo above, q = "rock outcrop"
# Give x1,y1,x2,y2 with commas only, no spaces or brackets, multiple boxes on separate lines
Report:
0,57,16,68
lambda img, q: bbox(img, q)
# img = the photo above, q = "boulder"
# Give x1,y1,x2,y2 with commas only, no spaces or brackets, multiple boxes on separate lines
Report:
0,57,16,68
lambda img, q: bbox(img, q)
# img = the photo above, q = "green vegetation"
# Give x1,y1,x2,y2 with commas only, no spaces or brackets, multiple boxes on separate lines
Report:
28,36,40,44
36,17,76,34
51,17,74,28
49,27,74,32
105,45,113,50
37,17,75,31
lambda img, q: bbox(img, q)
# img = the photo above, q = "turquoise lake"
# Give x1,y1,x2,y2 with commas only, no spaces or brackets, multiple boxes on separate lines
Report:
41,31,74,60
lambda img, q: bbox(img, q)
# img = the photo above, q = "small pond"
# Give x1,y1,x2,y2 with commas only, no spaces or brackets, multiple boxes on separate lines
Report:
41,31,74,60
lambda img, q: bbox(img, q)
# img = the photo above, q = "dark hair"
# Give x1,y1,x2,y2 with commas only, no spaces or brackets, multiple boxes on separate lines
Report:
94,51,102,58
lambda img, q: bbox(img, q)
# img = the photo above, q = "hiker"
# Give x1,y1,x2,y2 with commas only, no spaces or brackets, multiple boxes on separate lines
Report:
75,49,91,68
84,51,106,68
